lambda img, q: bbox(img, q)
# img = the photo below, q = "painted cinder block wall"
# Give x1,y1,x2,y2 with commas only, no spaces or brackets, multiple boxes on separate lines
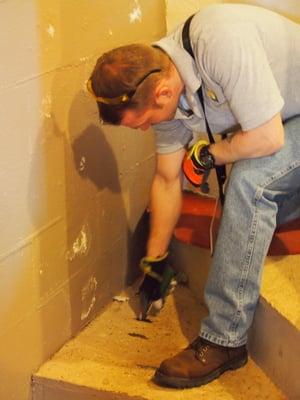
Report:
0,1,165,399
1,1,299,399
166,0,300,32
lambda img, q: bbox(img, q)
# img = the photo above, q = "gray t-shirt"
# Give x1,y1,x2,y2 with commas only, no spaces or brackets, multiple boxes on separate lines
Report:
153,3,300,154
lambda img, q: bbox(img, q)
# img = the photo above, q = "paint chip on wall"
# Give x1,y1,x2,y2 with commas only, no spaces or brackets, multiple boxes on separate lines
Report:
81,276,98,320
129,0,142,23
41,94,52,119
46,24,55,38
79,156,86,172
66,223,91,261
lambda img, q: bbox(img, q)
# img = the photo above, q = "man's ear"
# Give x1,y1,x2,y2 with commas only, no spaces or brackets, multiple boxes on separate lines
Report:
154,83,173,106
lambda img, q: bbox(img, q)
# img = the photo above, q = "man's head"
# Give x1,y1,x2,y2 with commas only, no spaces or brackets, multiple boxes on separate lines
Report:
88,44,183,128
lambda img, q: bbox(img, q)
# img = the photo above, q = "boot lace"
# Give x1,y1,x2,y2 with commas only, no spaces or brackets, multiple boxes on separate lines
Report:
189,337,210,364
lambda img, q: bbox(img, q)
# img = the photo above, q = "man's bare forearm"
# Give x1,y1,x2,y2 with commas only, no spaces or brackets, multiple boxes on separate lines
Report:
147,173,182,257
210,113,284,165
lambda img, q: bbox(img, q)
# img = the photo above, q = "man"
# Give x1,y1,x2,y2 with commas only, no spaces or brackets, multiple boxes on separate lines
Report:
88,3,300,389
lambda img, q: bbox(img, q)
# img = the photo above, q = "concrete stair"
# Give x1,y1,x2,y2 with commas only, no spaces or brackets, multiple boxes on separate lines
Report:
171,192,300,399
33,283,286,400
172,240,300,400
32,192,299,399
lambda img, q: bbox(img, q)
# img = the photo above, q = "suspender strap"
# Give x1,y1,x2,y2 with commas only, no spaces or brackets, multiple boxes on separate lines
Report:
182,14,226,205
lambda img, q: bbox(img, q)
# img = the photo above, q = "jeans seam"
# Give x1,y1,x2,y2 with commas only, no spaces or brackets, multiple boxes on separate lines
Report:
228,162,299,336
229,162,300,338
259,160,300,188
200,117,300,347
229,205,260,337
200,331,247,347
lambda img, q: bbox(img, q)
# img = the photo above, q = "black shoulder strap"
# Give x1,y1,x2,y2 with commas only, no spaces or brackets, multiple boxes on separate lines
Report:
182,14,226,205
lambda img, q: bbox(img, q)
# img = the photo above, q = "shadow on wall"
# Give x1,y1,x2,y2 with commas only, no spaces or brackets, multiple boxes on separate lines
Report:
72,123,121,192
68,93,149,331
72,96,148,257
28,87,149,370
72,117,149,272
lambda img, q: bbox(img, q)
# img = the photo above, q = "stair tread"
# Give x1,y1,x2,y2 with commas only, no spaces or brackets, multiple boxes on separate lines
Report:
35,285,284,400
262,255,300,329
174,192,300,255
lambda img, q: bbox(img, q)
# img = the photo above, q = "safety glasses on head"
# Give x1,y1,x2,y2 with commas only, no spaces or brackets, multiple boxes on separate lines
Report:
87,68,162,105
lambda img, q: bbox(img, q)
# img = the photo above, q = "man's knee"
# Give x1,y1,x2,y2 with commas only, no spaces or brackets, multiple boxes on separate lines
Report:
226,160,259,200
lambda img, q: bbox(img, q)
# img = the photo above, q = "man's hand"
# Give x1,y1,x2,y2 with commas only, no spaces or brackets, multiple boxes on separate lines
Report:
138,253,175,321
182,140,214,189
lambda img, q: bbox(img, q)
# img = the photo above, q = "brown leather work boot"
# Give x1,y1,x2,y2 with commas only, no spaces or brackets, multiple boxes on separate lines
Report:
154,337,248,388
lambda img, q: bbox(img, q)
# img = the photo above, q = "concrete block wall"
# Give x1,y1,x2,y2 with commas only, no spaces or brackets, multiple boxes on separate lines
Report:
166,0,300,33
0,1,166,399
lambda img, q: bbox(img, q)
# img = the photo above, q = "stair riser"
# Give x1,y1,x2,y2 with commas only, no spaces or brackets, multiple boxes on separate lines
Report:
249,298,300,400
32,376,146,400
172,239,299,399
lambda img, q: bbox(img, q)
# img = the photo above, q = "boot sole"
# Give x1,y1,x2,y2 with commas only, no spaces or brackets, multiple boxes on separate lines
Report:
153,354,248,389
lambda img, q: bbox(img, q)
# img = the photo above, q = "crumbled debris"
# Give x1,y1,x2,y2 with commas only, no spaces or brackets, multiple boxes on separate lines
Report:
128,333,148,340
113,295,129,303
136,364,157,370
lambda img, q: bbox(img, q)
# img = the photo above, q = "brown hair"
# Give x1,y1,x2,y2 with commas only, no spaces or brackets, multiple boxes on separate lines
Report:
89,44,171,124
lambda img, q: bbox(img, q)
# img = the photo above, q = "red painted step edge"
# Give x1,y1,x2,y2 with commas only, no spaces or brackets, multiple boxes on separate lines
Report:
174,192,300,256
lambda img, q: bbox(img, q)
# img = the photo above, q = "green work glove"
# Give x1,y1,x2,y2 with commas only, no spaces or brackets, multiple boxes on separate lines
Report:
138,253,176,321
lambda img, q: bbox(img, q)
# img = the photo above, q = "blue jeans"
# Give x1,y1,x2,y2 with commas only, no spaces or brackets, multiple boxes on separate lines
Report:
200,116,300,347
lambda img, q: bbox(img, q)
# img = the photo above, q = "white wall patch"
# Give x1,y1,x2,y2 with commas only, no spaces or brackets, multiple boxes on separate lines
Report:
129,0,142,23
79,156,86,172
66,223,91,261
73,229,87,255
81,276,98,320
41,94,52,119
46,24,55,38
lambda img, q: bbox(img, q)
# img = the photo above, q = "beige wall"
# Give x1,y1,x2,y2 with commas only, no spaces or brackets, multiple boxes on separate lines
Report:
166,0,300,32
0,1,166,399
1,1,299,399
